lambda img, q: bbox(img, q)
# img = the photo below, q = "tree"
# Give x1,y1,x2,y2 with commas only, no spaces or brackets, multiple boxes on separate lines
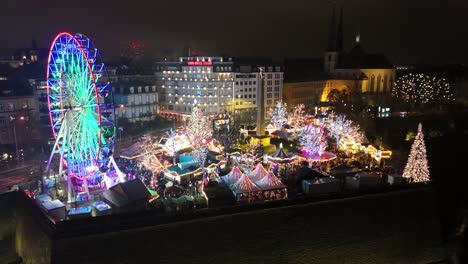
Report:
298,124,327,166
322,112,352,146
392,73,453,106
268,100,288,130
213,120,240,152
165,128,178,165
185,106,212,147
403,123,430,182
290,104,306,130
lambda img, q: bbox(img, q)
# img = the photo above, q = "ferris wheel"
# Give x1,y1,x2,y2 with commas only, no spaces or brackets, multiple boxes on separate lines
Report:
45,32,124,202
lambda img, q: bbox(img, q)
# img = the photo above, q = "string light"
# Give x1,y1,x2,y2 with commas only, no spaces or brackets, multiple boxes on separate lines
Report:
403,123,430,182
392,73,454,104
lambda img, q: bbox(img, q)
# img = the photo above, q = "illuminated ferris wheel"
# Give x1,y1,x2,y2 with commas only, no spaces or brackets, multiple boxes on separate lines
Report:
45,32,124,202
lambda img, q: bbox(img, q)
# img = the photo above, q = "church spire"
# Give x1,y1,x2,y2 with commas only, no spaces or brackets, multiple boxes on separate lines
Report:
336,6,344,52
327,6,337,51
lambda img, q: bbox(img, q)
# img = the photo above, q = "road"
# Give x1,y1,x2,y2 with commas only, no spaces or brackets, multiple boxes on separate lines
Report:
0,165,36,193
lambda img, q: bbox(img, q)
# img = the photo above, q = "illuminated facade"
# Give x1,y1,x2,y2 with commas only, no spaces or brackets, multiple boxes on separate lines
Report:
114,84,158,122
156,57,234,115
283,6,395,110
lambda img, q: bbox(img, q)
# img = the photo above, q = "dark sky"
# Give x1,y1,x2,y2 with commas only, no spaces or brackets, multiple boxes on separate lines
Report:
1,0,467,65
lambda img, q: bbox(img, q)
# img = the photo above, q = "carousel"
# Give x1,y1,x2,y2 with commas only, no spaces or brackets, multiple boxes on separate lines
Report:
265,143,296,177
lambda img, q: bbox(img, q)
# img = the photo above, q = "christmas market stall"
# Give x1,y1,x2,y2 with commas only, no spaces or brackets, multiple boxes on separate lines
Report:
302,177,340,196
120,141,145,160
221,166,244,185
229,173,263,202
248,163,269,182
253,171,288,200
344,172,382,191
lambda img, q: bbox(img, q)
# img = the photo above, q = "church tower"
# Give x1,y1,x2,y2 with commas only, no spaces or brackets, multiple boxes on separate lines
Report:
324,6,344,73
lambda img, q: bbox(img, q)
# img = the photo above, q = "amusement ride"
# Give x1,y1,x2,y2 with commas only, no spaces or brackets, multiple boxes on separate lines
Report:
45,32,124,202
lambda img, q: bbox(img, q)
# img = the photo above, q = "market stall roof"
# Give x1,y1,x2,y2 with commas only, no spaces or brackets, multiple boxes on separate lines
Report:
309,151,336,162
271,130,291,138
221,166,244,185
330,164,361,176
120,142,144,160
249,163,269,182
255,172,287,190
230,173,261,194
102,179,150,207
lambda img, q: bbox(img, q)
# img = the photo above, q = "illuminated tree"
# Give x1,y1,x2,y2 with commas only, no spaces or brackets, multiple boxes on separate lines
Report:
165,128,178,165
268,100,288,130
322,112,352,146
403,123,430,182
290,104,306,129
343,122,365,144
298,125,327,159
185,106,212,147
392,73,453,105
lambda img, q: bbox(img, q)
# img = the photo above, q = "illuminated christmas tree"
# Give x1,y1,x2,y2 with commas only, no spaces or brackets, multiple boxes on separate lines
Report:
403,123,430,182
185,106,212,147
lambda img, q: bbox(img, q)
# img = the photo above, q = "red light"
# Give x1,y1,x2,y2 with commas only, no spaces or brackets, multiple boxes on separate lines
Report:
19,116,25,120
187,61,212,66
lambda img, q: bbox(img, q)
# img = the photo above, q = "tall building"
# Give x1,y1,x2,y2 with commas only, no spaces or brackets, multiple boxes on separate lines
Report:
232,62,283,121
156,57,284,122
156,57,235,117
233,71,259,122
284,6,395,111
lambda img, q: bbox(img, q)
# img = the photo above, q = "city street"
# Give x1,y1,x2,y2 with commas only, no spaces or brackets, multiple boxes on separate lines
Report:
0,165,35,193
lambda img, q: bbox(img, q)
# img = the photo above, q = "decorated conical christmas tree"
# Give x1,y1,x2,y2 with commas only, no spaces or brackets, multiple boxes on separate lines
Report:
403,123,430,182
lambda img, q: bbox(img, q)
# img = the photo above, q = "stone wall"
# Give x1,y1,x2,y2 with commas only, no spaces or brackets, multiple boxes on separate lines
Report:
51,188,444,264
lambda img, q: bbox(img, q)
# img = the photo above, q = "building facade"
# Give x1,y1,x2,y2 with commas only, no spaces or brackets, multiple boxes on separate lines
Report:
156,57,283,121
156,57,235,116
283,7,395,111
0,95,38,146
114,82,158,123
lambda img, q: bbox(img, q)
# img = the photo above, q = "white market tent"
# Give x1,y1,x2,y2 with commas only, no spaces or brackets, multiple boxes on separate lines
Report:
248,163,269,182
254,172,288,200
255,172,287,190
221,166,244,185
229,173,262,202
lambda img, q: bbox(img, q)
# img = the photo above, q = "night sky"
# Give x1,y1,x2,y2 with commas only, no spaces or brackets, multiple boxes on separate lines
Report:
1,0,467,64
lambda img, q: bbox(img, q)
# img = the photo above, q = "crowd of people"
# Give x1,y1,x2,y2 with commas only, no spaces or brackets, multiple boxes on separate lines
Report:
116,158,153,187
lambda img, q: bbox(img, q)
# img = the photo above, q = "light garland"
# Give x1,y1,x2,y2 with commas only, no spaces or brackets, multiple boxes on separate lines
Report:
392,73,454,104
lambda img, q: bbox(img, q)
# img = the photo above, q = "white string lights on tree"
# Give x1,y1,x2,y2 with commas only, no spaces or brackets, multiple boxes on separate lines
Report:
403,123,430,182
165,128,179,165
392,73,454,104
322,112,352,146
298,124,327,158
268,100,288,130
289,104,306,129
185,106,212,148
